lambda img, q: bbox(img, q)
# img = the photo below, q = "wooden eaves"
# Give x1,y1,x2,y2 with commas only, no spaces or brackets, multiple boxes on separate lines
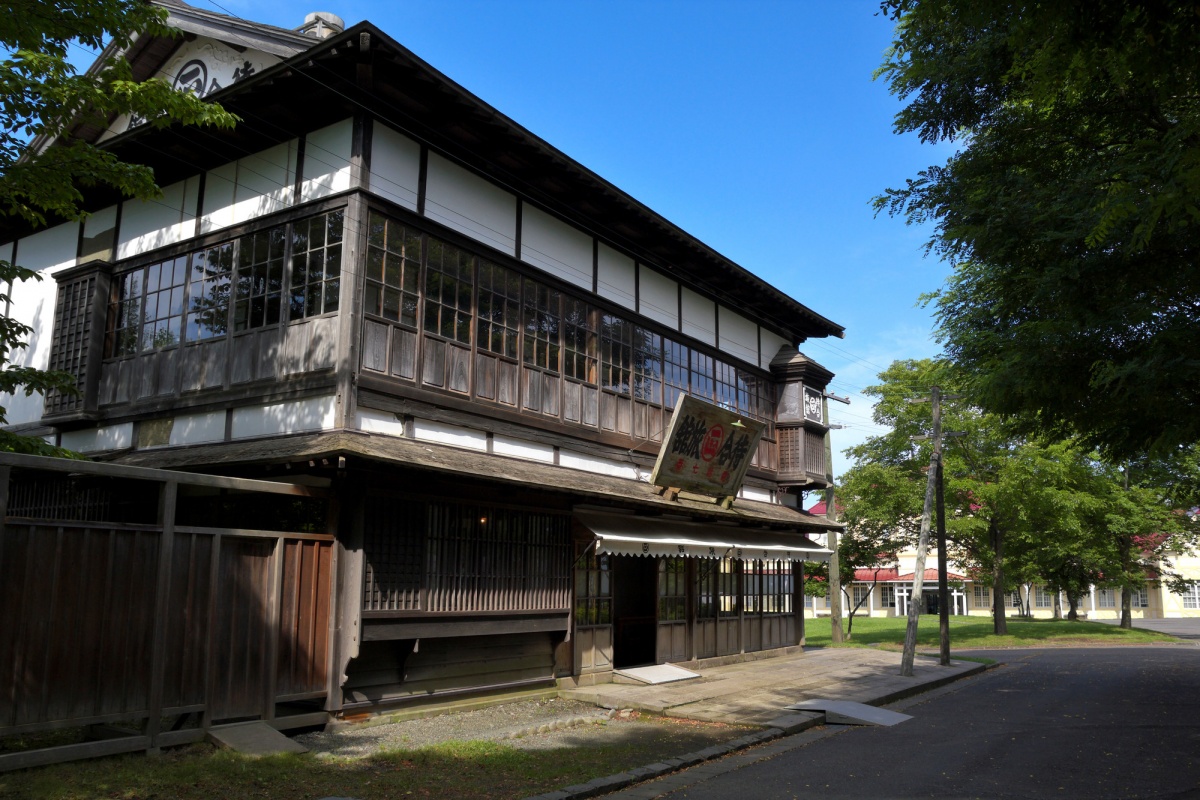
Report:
111,429,844,534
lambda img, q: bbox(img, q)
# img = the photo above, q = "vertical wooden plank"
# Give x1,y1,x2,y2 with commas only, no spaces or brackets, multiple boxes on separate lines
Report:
145,481,177,750
200,533,221,729
264,535,283,720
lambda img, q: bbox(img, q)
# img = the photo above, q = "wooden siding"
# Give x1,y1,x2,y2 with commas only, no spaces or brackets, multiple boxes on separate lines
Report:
97,316,337,407
343,633,555,704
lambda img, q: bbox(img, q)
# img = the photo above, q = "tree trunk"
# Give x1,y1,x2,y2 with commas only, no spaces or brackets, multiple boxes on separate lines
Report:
990,517,1007,635
1066,596,1078,621
1121,585,1132,629
1052,591,1062,620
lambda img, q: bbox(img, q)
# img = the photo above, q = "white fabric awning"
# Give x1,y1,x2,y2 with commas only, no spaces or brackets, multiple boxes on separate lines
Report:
577,509,831,563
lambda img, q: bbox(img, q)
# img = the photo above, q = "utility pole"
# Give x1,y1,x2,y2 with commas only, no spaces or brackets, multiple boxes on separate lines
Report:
935,451,950,665
901,386,945,677
824,393,843,644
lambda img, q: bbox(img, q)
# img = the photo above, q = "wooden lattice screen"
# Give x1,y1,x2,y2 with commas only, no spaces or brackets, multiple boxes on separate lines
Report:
362,498,572,614
44,272,99,415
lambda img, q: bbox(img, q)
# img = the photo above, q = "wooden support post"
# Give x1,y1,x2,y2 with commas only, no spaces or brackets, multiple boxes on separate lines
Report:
145,480,177,752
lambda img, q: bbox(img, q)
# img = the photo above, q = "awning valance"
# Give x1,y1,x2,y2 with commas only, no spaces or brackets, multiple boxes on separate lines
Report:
576,510,832,563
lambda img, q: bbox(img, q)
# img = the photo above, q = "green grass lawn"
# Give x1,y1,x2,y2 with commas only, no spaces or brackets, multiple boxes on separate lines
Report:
0,716,746,800
803,614,1179,649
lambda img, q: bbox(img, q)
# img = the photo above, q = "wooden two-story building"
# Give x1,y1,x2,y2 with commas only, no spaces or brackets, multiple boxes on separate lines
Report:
0,2,843,733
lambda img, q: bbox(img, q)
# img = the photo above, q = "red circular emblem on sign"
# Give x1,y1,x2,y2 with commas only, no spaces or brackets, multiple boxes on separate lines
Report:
700,425,724,462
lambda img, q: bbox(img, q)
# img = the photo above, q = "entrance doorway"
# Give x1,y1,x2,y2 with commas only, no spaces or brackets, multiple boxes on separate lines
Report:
612,555,657,668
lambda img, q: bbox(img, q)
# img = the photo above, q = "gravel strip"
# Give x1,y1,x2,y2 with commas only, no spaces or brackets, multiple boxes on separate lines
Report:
295,698,612,758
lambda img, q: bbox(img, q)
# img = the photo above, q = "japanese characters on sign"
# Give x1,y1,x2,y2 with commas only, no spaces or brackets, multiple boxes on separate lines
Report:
803,386,824,424
649,394,766,499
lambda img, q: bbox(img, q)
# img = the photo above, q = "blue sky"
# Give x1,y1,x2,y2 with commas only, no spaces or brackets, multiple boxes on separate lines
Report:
186,0,954,480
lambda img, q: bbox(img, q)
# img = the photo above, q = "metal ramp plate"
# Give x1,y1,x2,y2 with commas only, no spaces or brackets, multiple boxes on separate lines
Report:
208,721,308,756
613,664,701,685
784,699,912,726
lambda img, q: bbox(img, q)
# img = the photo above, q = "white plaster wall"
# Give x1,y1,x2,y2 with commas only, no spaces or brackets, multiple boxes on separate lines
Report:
200,141,298,233
233,141,296,226
638,266,678,329
759,329,791,370
370,124,421,211
300,118,354,202
230,396,337,439
117,177,200,259
680,287,716,346
741,486,773,503
355,408,406,436
412,418,487,451
169,410,226,446
4,222,80,425
596,242,635,310
60,423,134,453
199,161,238,232
81,205,118,262
718,305,759,366
520,204,593,290
492,435,555,463
558,450,640,480
425,152,517,254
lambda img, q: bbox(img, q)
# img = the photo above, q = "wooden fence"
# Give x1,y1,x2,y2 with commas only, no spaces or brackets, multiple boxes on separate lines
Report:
0,453,335,771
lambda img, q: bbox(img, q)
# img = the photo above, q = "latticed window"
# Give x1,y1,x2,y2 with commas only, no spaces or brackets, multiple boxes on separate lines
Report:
187,244,232,342
746,562,764,613
880,584,896,608
1097,588,1117,608
972,584,990,608
718,558,739,618
697,559,718,619
563,299,597,383
232,226,286,331
600,313,633,394
424,502,570,612
762,560,792,613
633,328,663,404
690,350,714,402
1035,586,1055,608
575,552,611,627
1132,586,1149,608
424,238,473,344
522,279,560,371
663,337,688,409
1181,584,1200,609
852,583,870,608
658,557,687,621
289,209,343,319
109,270,143,357
364,212,420,327
140,256,189,349
477,260,520,358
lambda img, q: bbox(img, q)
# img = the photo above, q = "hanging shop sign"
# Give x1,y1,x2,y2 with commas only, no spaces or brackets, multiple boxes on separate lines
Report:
649,394,765,499
803,386,824,424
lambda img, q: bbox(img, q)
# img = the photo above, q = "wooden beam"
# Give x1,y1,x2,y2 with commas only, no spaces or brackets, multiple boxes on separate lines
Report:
0,452,327,497
362,615,568,641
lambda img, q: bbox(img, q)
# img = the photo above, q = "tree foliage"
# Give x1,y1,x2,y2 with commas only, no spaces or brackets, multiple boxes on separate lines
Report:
0,0,236,452
875,0,1200,460
841,359,1197,630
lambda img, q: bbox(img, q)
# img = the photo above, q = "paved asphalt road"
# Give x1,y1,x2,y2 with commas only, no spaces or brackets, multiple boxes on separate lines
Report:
656,647,1200,800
